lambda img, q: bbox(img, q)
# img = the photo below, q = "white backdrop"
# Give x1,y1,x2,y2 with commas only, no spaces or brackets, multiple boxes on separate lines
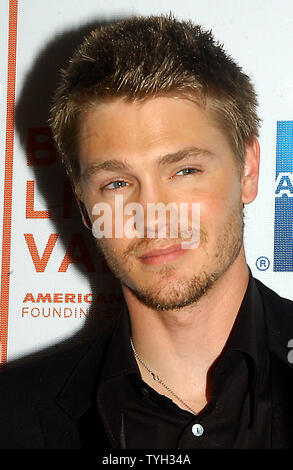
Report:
1,0,293,363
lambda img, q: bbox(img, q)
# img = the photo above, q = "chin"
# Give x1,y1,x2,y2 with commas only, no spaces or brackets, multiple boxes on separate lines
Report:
122,269,220,311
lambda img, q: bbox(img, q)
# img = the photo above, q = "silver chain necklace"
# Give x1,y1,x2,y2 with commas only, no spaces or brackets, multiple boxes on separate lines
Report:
130,337,197,415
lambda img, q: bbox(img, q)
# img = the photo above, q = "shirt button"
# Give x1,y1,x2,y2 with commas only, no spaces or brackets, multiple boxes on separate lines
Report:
192,423,204,437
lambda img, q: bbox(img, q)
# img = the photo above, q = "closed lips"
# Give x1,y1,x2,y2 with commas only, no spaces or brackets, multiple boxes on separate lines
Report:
138,244,183,258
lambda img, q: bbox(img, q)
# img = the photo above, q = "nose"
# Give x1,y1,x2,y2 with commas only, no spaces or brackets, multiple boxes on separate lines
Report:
132,178,179,240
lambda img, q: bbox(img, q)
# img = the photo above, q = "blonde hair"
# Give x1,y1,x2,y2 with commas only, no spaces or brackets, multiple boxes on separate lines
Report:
49,14,260,189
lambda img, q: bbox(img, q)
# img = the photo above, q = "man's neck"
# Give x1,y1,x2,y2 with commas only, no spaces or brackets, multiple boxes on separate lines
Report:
122,250,249,412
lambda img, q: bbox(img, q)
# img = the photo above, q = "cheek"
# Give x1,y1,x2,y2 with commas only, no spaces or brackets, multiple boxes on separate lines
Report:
100,236,131,258
198,179,242,232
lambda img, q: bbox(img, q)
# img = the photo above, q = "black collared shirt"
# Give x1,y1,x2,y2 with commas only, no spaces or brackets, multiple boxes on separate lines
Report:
95,273,272,449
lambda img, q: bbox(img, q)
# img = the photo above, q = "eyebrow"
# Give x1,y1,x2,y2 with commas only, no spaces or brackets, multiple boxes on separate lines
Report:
158,146,214,166
82,146,214,180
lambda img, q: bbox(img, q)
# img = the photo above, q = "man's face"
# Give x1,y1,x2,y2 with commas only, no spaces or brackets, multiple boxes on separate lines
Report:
78,96,256,311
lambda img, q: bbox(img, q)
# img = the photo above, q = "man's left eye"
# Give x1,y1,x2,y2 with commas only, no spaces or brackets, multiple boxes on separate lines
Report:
176,168,198,176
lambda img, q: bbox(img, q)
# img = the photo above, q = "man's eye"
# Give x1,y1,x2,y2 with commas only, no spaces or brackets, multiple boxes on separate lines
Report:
102,180,129,190
176,168,198,176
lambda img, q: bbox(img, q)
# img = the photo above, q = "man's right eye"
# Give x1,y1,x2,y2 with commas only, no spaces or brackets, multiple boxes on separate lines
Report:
101,180,129,191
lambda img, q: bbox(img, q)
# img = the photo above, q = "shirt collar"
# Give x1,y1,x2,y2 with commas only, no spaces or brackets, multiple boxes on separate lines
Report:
220,270,269,392
99,303,138,383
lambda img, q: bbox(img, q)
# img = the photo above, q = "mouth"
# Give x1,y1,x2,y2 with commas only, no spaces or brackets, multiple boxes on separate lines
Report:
138,243,187,265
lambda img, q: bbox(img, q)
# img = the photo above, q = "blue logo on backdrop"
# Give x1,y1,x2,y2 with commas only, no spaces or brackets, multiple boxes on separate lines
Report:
274,121,293,271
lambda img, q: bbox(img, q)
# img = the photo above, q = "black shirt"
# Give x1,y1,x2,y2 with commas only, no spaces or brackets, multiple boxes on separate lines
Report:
95,274,272,449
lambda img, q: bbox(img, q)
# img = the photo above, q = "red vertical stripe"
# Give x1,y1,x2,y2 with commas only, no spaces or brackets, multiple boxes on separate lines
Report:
0,0,18,365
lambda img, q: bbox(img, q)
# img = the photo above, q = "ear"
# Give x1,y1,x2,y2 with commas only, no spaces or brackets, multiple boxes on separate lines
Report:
69,179,92,230
241,136,260,204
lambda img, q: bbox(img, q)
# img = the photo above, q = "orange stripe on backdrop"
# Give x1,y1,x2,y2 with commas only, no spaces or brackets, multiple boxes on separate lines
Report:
0,0,18,365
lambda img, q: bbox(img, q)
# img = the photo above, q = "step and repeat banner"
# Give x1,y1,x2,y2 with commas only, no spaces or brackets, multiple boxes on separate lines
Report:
1,0,293,364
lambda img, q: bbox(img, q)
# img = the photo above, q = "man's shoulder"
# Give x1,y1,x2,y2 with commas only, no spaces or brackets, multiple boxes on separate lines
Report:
0,321,117,448
254,276,293,318
0,322,116,397
254,276,293,361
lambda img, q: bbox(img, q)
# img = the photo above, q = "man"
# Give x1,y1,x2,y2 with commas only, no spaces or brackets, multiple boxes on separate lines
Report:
1,14,293,449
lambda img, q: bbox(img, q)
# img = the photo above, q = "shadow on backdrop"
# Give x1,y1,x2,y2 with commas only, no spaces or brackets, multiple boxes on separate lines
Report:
11,15,132,367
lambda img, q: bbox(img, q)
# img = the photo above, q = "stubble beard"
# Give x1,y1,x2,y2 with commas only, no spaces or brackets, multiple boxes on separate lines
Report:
96,203,244,311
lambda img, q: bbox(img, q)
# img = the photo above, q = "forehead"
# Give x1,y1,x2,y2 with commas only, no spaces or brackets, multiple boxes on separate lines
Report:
78,96,234,164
